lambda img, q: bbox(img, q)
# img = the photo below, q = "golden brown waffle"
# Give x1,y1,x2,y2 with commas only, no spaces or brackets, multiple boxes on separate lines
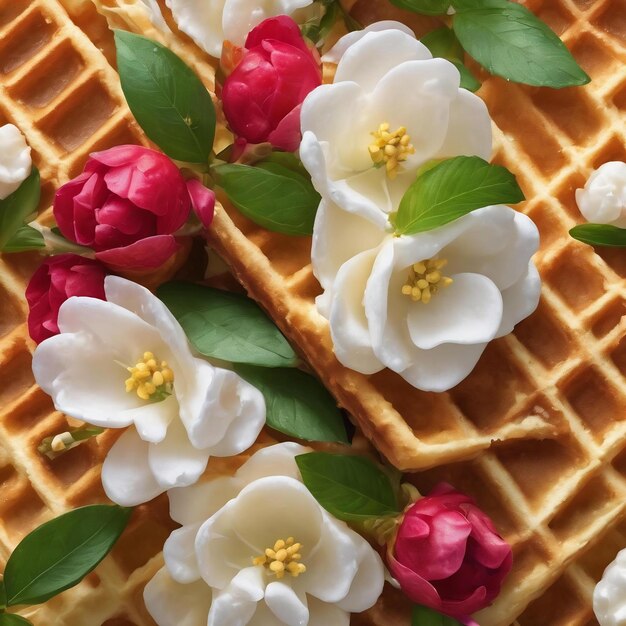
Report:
2,0,626,624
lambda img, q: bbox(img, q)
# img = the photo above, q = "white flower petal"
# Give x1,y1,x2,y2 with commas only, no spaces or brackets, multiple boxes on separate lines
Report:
163,522,202,584
436,88,492,161
363,240,414,373
166,0,227,57
335,535,385,613
235,442,310,484
307,598,350,626
131,394,177,443
265,581,309,626
203,370,266,457
304,513,359,603
248,602,289,626
312,199,385,296
102,428,163,506
144,567,211,626
334,30,432,91
169,476,240,525
400,342,487,392
407,273,503,350
208,590,257,626
497,262,541,338
231,477,323,552
328,248,383,374
323,21,416,64
300,82,369,175
32,332,134,429
444,206,539,290
104,276,194,373
370,59,461,165
0,124,31,200
148,416,209,490
196,500,254,588
227,566,266,602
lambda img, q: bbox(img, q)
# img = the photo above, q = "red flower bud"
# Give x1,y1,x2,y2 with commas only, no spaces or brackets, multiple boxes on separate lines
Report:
222,16,322,152
389,483,512,621
26,254,107,344
54,145,213,270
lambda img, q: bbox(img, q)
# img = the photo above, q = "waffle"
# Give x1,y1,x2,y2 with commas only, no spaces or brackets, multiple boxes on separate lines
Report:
1,0,626,625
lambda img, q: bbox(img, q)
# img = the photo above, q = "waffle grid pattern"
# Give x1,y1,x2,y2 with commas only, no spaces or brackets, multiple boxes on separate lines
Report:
0,1,175,624
0,0,624,624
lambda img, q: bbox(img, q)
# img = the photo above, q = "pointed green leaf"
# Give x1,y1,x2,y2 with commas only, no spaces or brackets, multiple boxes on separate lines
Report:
569,223,626,247
2,225,45,253
213,162,321,236
4,505,132,606
157,281,298,368
421,28,481,92
395,156,524,235
452,0,590,88
412,604,462,626
0,168,40,250
114,30,215,163
235,365,349,443
295,452,400,521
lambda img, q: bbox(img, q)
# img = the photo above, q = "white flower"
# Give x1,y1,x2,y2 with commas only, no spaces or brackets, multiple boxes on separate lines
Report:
32,276,266,506
576,161,626,228
594,548,626,626
155,0,315,58
144,442,385,626
300,24,492,223
0,124,31,200
313,201,540,392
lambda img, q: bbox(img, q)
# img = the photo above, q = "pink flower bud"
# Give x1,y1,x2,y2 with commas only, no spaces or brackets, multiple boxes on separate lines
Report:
389,483,512,621
54,145,197,270
26,254,107,344
222,16,322,152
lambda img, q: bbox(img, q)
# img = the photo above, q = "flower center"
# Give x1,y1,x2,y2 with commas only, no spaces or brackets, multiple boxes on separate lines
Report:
401,258,453,304
125,351,174,401
252,537,306,579
368,122,415,180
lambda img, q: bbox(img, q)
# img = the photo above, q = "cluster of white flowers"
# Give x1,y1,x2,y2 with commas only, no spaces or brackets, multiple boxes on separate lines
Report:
299,23,541,392
145,443,385,626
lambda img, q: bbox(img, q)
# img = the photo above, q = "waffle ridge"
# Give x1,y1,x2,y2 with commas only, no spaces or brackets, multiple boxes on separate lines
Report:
0,0,624,624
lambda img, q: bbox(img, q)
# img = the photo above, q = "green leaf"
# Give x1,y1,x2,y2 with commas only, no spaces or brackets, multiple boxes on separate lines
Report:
157,281,297,368
0,168,40,250
235,365,349,444
2,226,45,253
451,0,590,88
421,28,481,92
389,0,450,15
395,156,524,235
213,162,321,236
412,604,462,626
295,452,400,521
4,505,132,606
0,615,33,626
569,223,626,247
114,30,215,163
0,580,6,609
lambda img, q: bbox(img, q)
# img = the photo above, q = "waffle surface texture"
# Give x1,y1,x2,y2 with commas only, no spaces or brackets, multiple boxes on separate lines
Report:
0,0,625,624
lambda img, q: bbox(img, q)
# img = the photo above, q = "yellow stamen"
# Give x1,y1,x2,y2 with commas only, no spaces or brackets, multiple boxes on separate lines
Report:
369,122,416,180
401,258,453,303
125,352,174,401
252,537,306,579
